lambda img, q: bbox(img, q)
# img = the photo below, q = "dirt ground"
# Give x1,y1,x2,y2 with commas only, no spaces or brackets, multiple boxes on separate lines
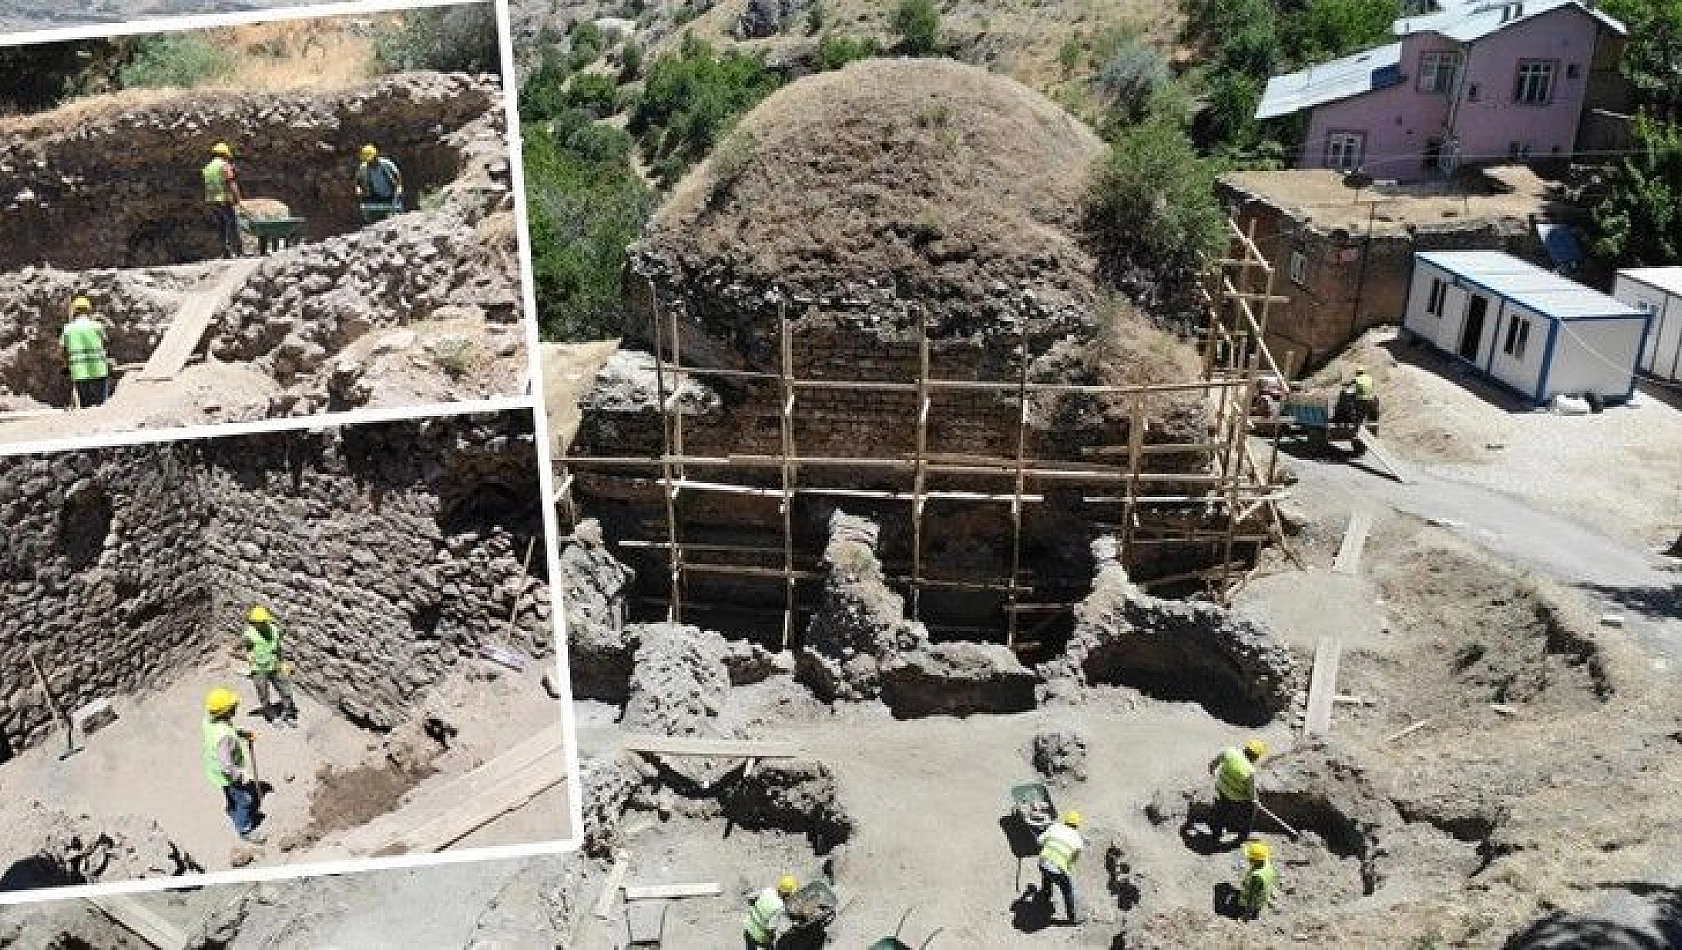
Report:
0,657,568,889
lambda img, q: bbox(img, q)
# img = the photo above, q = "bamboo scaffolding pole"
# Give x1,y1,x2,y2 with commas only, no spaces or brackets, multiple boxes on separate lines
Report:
778,305,797,649
1006,314,1029,649
911,311,930,621
649,279,683,622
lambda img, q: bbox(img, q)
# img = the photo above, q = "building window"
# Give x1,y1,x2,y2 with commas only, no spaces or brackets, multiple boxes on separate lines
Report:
1289,251,1308,286
1514,60,1555,104
1566,63,1580,79
1426,277,1447,316
1418,51,1463,94
1502,314,1532,359
1466,82,1481,102
1325,130,1365,171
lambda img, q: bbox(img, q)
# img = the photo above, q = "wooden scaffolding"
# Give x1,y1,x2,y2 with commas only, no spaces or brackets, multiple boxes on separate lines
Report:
557,219,1297,651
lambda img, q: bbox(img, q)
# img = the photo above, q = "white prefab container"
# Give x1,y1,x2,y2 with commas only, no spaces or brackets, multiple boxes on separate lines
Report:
1401,250,1650,406
1613,267,1682,383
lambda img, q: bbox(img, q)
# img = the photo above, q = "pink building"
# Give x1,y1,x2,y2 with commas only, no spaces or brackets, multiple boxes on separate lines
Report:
1256,0,1626,181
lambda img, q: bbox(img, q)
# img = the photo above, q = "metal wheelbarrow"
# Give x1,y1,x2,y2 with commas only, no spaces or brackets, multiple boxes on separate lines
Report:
243,216,305,254
1009,781,1056,833
868,907,943,949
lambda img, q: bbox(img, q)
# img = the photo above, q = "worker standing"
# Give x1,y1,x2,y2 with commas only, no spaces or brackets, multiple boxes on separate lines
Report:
203,142,246,258
59,296,110,408
1208,739,1266,843
1236,840,1278,920
743,875,797,950
240,605,297,727
1352,366,1379,430
354,144,404,222
202,687,266,844
1036,810,1085,925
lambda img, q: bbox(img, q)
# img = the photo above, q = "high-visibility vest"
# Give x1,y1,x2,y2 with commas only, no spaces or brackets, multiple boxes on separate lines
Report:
743,887,783,943
201,717,246,788
203,158,233,204
60,317,108,382
1239,859,1277,911
1354,373,1375,399
1037,822,1083,874
243,622,281,674
1215,747,1255,802
357,157,401,201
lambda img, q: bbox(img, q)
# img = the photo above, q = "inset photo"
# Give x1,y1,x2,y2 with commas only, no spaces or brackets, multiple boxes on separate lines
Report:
0,1,351,34
0,2,527,450
0,407,571,897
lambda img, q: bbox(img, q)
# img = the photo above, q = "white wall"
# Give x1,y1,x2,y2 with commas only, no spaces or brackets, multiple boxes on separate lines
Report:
1614,275,1681,382
1485,302,1547,398
1404,261,1467,352
1543,317,1646,400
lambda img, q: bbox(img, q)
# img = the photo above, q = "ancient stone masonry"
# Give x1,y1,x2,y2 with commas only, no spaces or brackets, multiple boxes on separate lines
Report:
0,72,504,270
0,268,176,407
0,411,551,756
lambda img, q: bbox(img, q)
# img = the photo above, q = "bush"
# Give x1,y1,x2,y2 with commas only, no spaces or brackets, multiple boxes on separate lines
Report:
806,1,828,34
815,33,881,71
118,34,234,89
620,40,645,80
566,71,619,118
373,5,500,74
629,34,780,187
1093,39,1169,124
1591,115,1682,266
891,0,941,56
1087,116,1226,286
519,61,573,120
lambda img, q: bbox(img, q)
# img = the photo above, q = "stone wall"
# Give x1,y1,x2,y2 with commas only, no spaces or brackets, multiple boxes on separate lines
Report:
0,72,501,271
0,411,551,758
0,268,176,405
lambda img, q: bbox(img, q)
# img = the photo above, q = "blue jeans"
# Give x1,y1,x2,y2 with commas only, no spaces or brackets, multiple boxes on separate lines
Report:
1039,859,1077,922
223,782,259,836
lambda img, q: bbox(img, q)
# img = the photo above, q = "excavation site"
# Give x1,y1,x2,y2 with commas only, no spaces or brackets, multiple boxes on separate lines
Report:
0,25,525,446
0,409,567,892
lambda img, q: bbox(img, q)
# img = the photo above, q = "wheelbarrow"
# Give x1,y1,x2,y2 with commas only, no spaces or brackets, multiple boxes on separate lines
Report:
782,880,840,946
243,216,305,254
359,200,403,224
868,907,943,949
1009,781,1056,833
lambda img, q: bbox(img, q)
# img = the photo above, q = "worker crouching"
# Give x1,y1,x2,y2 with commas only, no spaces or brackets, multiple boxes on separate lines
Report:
1037,810,1085,925
202,687,266,844
743,875,797,949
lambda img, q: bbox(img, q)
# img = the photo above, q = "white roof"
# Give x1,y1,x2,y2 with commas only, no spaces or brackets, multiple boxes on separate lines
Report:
1256,42,1403,120
1395,0,1624,42
1619,267,1682,297
1417,250,1644,319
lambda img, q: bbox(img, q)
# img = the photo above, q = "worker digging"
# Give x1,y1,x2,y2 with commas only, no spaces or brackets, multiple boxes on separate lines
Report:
201,687,266,845
743,874,799,949
59,295,110,409
1207,738,1266,844
1035,810,1085,925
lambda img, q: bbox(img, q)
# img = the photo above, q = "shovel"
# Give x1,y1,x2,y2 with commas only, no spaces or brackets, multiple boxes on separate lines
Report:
27,647,82,760
240,728,263,808
1253,800,1300,840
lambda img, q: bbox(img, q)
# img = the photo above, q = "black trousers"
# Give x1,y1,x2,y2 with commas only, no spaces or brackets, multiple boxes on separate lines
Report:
210,203,240,257
74,377,109,408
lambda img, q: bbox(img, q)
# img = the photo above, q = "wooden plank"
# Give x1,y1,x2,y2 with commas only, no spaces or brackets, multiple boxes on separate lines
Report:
624,882,722,900
621,735,800,758
1303,637,1343,738
594,850,631,919
135,259,259,381
1332,510,1373,575
1358,426,1413,484
87,896,188,950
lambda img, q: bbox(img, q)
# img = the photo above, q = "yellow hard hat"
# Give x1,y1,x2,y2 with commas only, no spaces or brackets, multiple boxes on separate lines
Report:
1246,841,1271,862
70,296,92,313
248,605,273,623
360,144,378,161
1244,739,1268,760
212,142,233,157
1063,811,1082,828
776,875,798,895
205,687,240,717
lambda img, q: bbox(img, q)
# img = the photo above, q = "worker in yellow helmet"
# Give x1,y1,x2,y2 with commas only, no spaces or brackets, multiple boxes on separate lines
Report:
203,142,246,258
743,874,797,949
1351,365,1379,431
355,143,405,222
1208,738,1267,843
1235,840,1278,919
1036,810,1085,924
60,295,110,408
237,605,297,727
202,687,265,843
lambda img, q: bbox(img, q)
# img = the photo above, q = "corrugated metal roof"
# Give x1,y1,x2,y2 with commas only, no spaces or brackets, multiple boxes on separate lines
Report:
1395,0,1625,41
1417,250,1644,319
1255,42,1404,119
1620,267,1682,297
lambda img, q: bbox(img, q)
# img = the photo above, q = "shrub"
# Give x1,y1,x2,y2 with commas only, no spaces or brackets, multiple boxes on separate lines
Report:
891,0,941,56
1057,36,1085,75
629,34,780,187
815,34,880,71
1092,39,1169,124
118,34,234,89
519,61,573,120
566,71,619,118
1086,116,1226,288
620,40,645,80
806,1,828,35
373,5,500,74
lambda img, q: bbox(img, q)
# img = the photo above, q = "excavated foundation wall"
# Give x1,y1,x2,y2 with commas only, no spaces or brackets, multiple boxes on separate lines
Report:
0,73,500,270
0,268,176,406
0,412,550,758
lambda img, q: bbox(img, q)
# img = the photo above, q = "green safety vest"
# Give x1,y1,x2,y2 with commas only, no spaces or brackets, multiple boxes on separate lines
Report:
1354,373,1375,399
1239,859,1277,911
743,887,783,943
60,318,108,382
201,717,245,788
1038,822,1083,874
203,158,232,204
243,622,282,674
1216,747,1255,802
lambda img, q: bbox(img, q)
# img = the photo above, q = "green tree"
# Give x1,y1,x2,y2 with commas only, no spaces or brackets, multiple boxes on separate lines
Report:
1086,116,1226,288
373,5,500,74
566,71,620,118
1591,116,1682,265
891,0,942,56
629,34,781,187
519,61,573,121
1280,0,1399,64
1600,0,1682,115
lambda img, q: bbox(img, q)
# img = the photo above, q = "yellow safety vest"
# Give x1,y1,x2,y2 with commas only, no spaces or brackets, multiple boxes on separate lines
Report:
243,622,282,674
1239,859,1277,911
1354,373,1375,399
201,718,246,788
1038,822,1083,874
203,158,233,204
1216,747,1255,802
743,887,784,943
60,317,108,382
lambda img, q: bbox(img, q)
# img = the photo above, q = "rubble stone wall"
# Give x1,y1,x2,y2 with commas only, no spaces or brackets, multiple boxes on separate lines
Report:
0,268,176,405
